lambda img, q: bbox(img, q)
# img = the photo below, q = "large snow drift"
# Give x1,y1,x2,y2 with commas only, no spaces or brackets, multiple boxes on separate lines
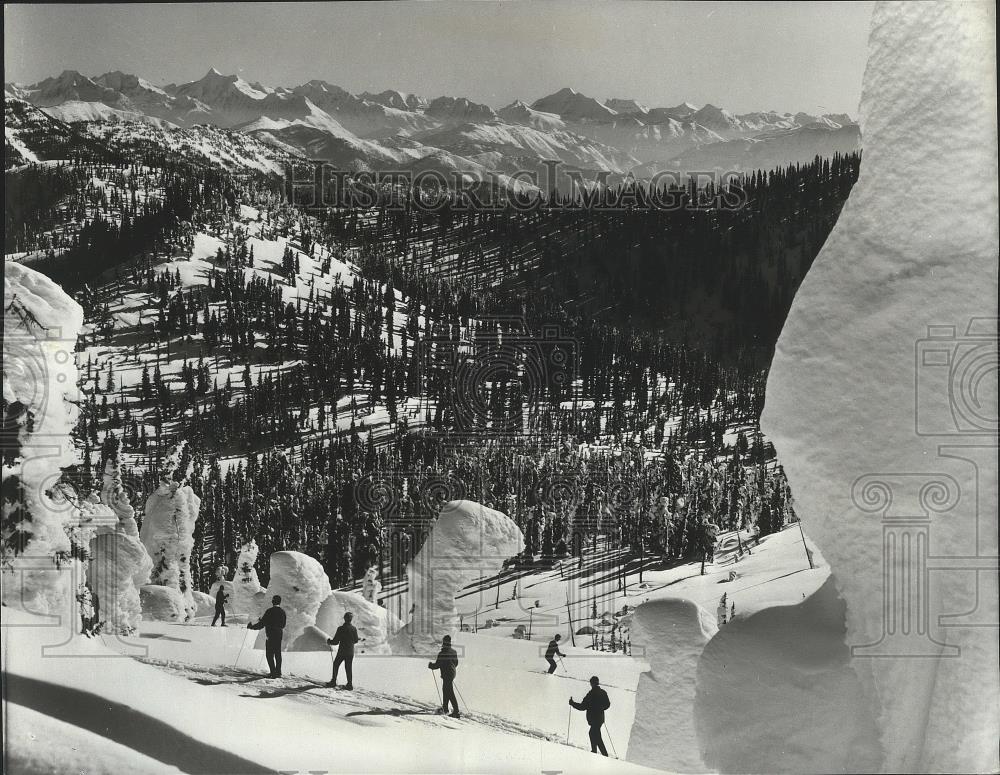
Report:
138,584,187,622
392,500,524,654
313,589,402,654
695,577,881,773
2,262,84,615
260,550,331,646
761,2,998,772
628,598,718,772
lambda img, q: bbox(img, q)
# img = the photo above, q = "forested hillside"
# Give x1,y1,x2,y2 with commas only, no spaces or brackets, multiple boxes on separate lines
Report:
4,111,857,592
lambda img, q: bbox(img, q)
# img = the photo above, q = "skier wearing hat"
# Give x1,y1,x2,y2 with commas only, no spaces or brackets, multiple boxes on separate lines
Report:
248,595,286,678
544,633,565,674
569,676,611,756
326,611,360,689
428,634,460,718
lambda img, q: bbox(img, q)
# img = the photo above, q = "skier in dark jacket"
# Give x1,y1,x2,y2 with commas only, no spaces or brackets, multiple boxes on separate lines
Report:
211,584,229,627
248,595,286,678
326,612,360,689
544,633,565,674
428,634,460,718
569,676,611,756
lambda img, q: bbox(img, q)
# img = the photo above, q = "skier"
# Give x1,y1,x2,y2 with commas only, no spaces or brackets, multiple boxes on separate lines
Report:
211,583,229,627
569,676,611,756
326,611,360,689
428,634,460,718
248,595,286,678
544,633,565,674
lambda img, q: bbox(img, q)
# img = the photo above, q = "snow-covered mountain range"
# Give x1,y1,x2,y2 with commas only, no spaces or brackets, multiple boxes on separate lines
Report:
7,68,860,179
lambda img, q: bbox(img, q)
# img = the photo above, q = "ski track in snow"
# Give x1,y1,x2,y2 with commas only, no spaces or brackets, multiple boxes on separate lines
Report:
138,658,566,745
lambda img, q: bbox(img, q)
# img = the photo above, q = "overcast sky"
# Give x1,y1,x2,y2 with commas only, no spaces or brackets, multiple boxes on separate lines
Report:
4,1,873,115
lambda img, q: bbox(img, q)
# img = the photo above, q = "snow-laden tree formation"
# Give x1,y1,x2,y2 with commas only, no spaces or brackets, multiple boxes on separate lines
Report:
230,538,264,615
2,262,84,615
762,1,998,771
262,550,332,646
628,598,717,772
88,452,153,633
139,441,201,621
392,500,524,654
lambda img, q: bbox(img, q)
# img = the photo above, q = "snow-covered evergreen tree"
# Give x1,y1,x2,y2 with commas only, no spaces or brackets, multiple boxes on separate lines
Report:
226,538,264,615
2,263,85,616
139,441,200,620
89,450,153,633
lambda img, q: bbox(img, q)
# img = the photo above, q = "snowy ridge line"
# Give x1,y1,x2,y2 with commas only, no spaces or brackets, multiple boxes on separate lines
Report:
9,68,859,182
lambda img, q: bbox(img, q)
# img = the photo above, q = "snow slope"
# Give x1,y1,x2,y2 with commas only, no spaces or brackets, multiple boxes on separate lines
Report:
2,606,657,774
4,494,843,773
761,2,998,772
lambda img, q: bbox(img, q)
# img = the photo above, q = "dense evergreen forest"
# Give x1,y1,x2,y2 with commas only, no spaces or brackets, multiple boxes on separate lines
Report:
323,152,860,364
4,136,858,591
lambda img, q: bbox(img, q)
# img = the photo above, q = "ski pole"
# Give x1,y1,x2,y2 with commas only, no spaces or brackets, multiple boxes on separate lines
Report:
431,669,442,705
233,627,249,670
454,682,470,714
558,654,568,673
603,722,619,759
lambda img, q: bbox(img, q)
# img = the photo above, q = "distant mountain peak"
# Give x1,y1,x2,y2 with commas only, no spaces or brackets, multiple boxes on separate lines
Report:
425,95,496,122
605,98,648,115
11,65,859,177
531,87,616,121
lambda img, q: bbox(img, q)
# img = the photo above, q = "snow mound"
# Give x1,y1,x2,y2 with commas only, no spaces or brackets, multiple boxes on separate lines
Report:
192,591,216,618
392,500,523,654
207,579,234,607
2,262,84,615
628,598,717,772
139,585,187,621
262,551,331,645
761,3,998,771
695,576,881,773
316,590,402,655
290,624,333,652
